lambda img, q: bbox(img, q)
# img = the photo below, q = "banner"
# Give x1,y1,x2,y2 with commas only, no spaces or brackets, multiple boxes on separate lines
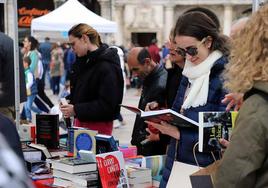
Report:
17,0,54,27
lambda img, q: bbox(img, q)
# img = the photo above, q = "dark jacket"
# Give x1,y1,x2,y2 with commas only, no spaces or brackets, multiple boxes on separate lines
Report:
166,64,183,108
160,56,228,188
214,82,268,188
131,64,168,156
0,113,24,160
0,32,26,107
69,44,124,122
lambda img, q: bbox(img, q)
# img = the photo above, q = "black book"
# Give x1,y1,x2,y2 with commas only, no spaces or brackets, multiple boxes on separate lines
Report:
95,134,118,154
198,111,238,152
36,114,59,149
120,104,199,128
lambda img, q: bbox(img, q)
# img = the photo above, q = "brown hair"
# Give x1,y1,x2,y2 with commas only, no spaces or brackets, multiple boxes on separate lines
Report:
68,23,102,47
223,5,268,93
174,12,230,56
23,56,31,66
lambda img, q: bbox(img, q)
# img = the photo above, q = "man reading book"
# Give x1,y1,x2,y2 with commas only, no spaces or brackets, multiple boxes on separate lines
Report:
127,47,168,156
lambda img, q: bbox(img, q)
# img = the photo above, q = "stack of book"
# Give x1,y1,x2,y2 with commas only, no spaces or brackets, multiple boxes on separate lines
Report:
141,155,167,187
127,166,152,188
51,157,99,187
118,145,137,159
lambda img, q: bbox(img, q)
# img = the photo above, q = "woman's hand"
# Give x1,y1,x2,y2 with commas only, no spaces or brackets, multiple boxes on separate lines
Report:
60,104,75,118
222,93,244,111
145,128,160,142
145,101,159,111
145,121,180,140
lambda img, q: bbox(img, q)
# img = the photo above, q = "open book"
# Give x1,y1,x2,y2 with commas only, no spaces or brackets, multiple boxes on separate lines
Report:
120,104,199,128
198,111,238,152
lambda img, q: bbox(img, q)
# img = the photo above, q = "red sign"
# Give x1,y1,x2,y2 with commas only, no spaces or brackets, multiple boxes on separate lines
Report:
17,0,54,28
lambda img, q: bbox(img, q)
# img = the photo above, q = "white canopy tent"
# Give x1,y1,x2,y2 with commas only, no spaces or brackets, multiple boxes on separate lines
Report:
31,0,117,42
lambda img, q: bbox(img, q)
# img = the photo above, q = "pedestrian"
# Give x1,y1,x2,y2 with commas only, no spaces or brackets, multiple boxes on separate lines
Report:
0,32,26,120
22,56,41,122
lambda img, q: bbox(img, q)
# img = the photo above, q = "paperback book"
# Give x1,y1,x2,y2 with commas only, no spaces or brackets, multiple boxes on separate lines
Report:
96,151,129,188
198,111,238,152
51,157,97,174
120,104,198,128
36,114,59,149
141,155,166,177
53,169,98,187
68,127,97,157
95,134,118,154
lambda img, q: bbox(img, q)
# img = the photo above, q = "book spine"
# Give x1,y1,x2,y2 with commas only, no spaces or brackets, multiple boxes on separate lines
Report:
68,129,74,154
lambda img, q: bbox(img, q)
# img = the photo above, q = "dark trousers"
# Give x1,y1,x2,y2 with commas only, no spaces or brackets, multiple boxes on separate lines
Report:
36,79,54,108
51,76,61,95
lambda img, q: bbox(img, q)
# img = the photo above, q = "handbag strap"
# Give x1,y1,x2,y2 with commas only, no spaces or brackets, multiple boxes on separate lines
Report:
174,139,179,161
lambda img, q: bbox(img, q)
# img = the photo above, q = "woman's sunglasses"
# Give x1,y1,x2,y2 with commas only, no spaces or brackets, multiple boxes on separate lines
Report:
175,37,207,57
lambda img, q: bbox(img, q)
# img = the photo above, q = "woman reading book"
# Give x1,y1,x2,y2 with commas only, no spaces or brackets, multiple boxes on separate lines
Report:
146,11,230,187
60,23,124,135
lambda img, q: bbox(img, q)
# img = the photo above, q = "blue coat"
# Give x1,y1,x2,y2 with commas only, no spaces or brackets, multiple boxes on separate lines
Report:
160,56,228,188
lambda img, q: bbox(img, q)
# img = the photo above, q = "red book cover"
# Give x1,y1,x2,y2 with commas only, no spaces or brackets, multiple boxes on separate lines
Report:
96,151,129,188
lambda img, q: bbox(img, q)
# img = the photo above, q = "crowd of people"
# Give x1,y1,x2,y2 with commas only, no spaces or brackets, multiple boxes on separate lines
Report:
0,3,267,188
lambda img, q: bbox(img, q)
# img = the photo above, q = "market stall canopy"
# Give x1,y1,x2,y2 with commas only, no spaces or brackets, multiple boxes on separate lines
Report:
31,0,117,41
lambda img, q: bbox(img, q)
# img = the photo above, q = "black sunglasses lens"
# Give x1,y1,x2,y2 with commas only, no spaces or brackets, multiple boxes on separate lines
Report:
186,47,198,56
175,48,186,57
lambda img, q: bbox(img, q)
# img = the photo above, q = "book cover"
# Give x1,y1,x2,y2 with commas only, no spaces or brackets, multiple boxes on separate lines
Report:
28,143,52,159
118,145,137,159
19,124,36,142
51,158,97,174
36,114,59,149
141,155,166,177
68,127,97,157
22,146,42,161
95,134,118,154
198,111,238,152
96,151,129,188
120,104,198,128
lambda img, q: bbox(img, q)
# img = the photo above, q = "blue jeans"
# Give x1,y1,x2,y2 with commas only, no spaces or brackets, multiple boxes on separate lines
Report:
24,94,42,121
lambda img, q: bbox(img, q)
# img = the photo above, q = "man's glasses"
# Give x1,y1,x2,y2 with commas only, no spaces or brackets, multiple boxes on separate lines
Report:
175,37,207,57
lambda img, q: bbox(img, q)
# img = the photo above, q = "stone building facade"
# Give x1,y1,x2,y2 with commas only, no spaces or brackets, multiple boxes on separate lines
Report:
100,0,252,47
3,0,251,46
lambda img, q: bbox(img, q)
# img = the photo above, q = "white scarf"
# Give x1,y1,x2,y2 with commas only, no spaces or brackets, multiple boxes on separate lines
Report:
182,50,223,109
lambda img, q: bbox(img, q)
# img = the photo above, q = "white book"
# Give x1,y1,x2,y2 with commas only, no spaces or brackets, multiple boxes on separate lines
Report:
54,177,98,188
120,104,199,128
53,169,98,186
128,175,152,184
51,158,97,174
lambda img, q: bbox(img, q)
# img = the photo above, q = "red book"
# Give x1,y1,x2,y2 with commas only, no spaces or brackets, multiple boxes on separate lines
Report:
96,151,129,188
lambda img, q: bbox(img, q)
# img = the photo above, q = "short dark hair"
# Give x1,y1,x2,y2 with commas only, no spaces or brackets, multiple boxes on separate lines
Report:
23,56,31,66
137,48,151,65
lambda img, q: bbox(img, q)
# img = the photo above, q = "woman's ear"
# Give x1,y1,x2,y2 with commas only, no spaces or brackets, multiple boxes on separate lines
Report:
81,34,88,43
206,36,213,49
